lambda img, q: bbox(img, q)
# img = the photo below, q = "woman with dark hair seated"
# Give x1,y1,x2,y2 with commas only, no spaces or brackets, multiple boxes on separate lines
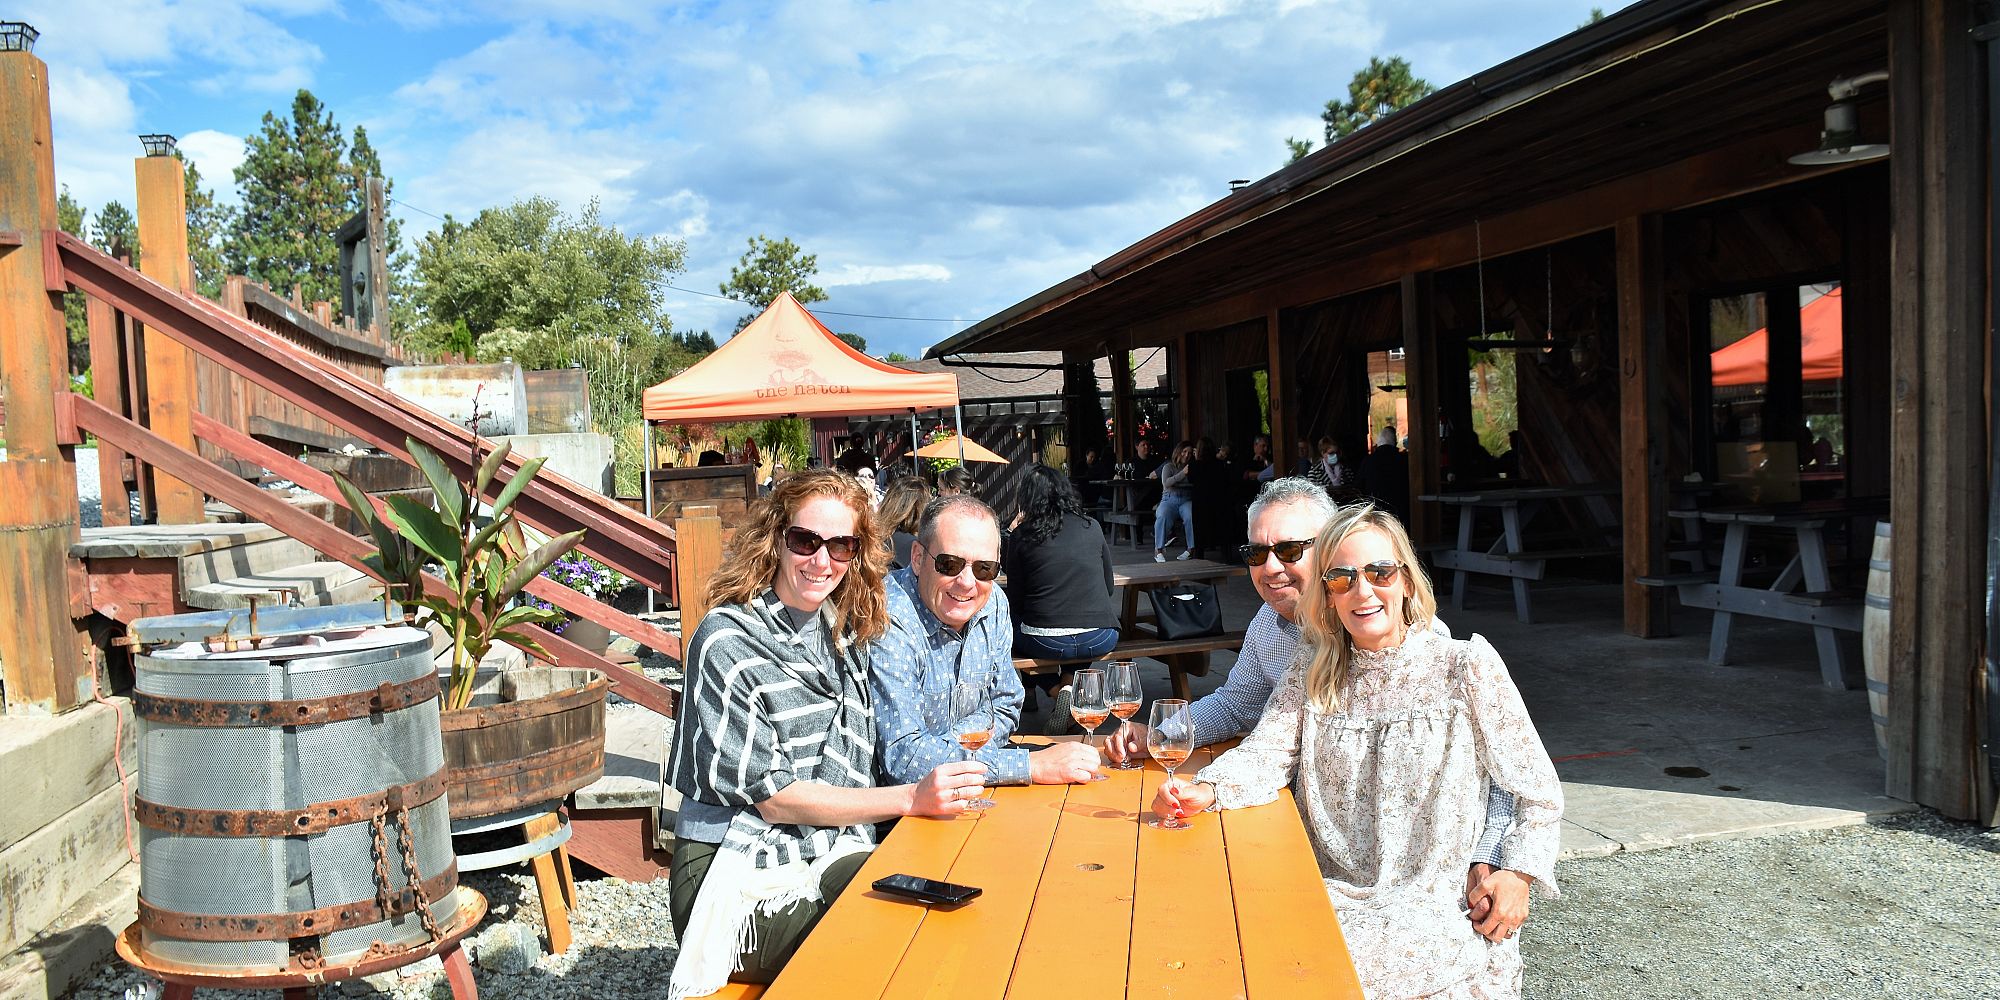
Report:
666,469,985,998
1002,465,1121,732
875,474,931,570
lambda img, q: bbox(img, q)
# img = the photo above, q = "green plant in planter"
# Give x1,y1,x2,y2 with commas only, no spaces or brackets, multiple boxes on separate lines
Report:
332,436,586,710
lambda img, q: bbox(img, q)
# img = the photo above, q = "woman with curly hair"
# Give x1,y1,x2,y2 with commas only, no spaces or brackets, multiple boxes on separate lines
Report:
666,470,987,998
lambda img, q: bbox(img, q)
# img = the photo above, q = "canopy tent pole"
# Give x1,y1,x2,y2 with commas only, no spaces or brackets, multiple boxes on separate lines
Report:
954,405,966,463
910,410,920,475
643,420,656,614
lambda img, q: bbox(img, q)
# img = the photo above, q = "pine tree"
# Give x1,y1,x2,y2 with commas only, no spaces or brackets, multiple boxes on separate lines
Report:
178,152,233,298
720,235,827,332
227,90,355,306
1322,56,1436,143
58,187,90,374
92,200,139,260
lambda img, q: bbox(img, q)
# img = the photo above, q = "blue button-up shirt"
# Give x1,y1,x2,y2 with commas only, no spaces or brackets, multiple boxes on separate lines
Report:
869,567,1032,785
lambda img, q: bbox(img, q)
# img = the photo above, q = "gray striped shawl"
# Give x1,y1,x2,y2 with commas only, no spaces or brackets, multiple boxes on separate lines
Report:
666,590,878,868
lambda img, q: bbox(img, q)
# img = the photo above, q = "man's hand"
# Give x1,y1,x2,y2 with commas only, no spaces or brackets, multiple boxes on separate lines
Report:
1466,863,1495,923
1151,777,1216,820
1467,868,1533,943
1028,741,1102,784
908,760,991,818
1105,722,1151,764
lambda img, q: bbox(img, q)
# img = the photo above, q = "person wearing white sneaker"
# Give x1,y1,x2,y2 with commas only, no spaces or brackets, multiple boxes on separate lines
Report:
1152,441,1196,562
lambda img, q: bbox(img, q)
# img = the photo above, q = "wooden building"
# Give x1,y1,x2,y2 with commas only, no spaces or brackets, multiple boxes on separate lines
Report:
928,0,1993,822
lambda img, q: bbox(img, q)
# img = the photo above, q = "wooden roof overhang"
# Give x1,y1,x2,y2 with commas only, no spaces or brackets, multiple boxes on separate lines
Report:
927,0,1889,359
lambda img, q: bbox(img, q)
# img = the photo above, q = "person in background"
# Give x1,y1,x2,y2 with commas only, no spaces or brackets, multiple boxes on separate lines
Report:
666,470,986,998
869,495,1102,787
1242,435,1276,485
1293,438,1315,477
1153,503,1561,1000
936,464,978,498
1001,466,1120,734
1306,435,1356,498
876,475,931,570
1358,425,1412,525
1132,437,1164,511
1151,440,1196,563
1191,436,1234,559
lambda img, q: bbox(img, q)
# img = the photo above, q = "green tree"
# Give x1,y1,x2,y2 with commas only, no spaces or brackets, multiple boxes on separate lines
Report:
720,235,826,332
179,152,233,298
834,332,866,353
58,187,90,374
1322,56,1435,143
1582,7,1607,27
92,200,139,260
227,90,387,310
1285,136,1315,164
883,350,913,363
676,330,718,354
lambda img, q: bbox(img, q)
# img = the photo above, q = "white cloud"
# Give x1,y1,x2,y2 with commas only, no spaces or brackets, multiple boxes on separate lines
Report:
177,129,246,197
820,263,953,287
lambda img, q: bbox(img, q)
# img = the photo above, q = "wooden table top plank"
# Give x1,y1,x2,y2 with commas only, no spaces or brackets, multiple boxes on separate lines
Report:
1127,749,1248,1000
1003,761,1151,999
1112,560,1247,587
880,783,1071,1000
1219,789,1364,999
761,813,981,1000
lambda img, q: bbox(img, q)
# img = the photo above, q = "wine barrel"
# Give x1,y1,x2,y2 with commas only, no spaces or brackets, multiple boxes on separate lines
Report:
133,624,456,971
1862,520,1891,759
442,667,608,820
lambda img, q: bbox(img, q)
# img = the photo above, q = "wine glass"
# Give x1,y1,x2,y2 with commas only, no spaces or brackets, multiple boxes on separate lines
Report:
1146,699,1194,830
948,681,996,811
1105,660,1144,770
1069,668,1110,782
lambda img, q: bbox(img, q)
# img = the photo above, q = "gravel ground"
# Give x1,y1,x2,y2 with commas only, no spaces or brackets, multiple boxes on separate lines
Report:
63,809,1997,1000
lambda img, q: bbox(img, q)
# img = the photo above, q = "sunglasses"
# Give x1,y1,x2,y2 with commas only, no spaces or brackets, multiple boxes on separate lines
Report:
1236,539,1314,566
930,552,1001,582
784,526,861,563
1322,560,1403,594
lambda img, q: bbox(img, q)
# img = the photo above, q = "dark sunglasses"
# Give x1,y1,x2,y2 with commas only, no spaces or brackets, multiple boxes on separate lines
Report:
931,552,1001,582
1322,560,1403,594
784,526,861,563
1236,538,1314,566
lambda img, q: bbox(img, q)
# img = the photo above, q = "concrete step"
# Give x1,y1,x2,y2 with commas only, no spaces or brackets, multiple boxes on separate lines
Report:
0,861,137,1000
176,533,326,592
184,560,375,611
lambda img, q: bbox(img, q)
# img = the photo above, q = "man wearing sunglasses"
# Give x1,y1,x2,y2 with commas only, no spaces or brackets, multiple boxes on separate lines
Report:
870,495,1104,788
1106,478,1519,923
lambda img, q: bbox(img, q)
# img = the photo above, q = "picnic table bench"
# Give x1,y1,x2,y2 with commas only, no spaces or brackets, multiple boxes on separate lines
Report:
1006,559,1249,699
1637,496,1886,689
1419,485,1621,623
761,741,1363,999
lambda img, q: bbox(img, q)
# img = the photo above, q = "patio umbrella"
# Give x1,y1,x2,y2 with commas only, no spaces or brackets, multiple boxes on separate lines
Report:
914,435,1009,464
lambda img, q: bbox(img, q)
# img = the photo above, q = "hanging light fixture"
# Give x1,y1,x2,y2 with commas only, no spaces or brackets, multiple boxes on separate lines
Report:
1465,222,1568,352
1788,71,1890,166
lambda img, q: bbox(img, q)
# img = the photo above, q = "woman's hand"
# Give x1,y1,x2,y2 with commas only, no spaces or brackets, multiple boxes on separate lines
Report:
908,759,990,818
1104,722,1150,764
1150,777,1215,821
1467,867,1533,942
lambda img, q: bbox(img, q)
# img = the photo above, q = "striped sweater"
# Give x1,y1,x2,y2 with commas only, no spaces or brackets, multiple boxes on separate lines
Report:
666,590,878,868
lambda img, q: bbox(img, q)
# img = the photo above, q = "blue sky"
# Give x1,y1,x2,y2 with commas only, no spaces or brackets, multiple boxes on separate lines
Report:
25,0,1630,359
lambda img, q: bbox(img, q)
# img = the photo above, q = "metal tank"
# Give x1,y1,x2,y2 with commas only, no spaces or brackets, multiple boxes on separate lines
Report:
130,601,456,971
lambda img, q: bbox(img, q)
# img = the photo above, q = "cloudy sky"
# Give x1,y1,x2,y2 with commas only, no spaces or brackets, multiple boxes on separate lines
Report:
23,0,1629,359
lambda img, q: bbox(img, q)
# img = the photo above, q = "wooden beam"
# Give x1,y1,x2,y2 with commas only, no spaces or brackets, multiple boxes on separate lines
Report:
1616,215,1670,638
1265,309,1290,476
84,296,129,526
1173,334,1196,441
673,506,722,643
1884,0,1986,819
1400,273,1441,548
133,152,206,523
1110,350,1135,465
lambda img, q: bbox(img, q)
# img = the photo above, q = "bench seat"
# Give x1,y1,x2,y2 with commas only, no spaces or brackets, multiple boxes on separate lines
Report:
1783,590,1864,607
1635,571,1720,587
1497,546,1620,562
1013,630,1247,700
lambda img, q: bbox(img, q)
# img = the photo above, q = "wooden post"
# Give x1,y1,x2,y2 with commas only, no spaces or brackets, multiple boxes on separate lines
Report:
364,177,390,339
133,149,206,523
1884,0,1986,819
1174,333,1198,440
1265,308,1290,475
1616,215,1670,638
1060,348,1095,472
1110,348,1135,465
85,295,130,526
0,39,86,714
672,505,722,642
1400,272,1441,547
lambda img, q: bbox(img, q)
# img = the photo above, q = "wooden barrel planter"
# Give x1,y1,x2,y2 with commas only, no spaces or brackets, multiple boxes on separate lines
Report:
442,667,609,820
1861,520,1891,760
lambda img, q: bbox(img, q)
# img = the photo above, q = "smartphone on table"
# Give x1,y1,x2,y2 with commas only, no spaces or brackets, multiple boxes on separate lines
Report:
871,873,982,906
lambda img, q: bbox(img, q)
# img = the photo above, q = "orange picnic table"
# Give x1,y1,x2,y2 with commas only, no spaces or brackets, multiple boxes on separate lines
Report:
754,745,1363,1000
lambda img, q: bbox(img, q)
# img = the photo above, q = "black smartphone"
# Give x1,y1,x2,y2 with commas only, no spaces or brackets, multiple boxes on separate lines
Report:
871,873,982,906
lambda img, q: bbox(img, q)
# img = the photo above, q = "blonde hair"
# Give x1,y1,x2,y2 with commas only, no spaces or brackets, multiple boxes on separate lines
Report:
876,475,931,537
706,468,891,643
1295,503,1438,713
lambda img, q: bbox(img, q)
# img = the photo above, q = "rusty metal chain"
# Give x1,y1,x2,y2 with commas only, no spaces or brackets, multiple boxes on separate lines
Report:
395,804,443,942
369,810,395,927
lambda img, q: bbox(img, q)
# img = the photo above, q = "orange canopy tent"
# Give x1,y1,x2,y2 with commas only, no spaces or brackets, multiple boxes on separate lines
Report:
642,291,959,422
1710,287,1844,387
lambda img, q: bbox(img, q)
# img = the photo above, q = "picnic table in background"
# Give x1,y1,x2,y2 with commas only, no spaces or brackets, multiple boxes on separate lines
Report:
1111,558,1246,635
1094,478,1151,549
1418,484,1621,623
1642,495,1887,690
761,739,1362,1000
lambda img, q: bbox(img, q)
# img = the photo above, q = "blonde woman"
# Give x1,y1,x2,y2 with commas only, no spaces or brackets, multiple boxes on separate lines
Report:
1153,503,1562,999
667,470,986,998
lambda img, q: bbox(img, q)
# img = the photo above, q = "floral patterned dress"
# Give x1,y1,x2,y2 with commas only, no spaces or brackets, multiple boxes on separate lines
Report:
1195,626,1563,999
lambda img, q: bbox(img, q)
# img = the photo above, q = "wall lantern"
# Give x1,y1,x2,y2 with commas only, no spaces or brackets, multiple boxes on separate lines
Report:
0,22,38,52
139,134,179,157
1788,71,1890,166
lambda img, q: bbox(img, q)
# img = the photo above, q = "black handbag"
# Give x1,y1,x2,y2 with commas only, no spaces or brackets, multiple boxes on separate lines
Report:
1147,582,1223,640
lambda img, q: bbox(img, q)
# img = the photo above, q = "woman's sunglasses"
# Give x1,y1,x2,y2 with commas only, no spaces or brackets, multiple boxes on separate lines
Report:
1322,560,1402,594
1236,539,1313,566
931,552,1002,582
784,526,861,563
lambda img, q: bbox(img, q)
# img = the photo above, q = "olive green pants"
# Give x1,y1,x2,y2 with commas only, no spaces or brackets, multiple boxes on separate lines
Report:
669,839,871,984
